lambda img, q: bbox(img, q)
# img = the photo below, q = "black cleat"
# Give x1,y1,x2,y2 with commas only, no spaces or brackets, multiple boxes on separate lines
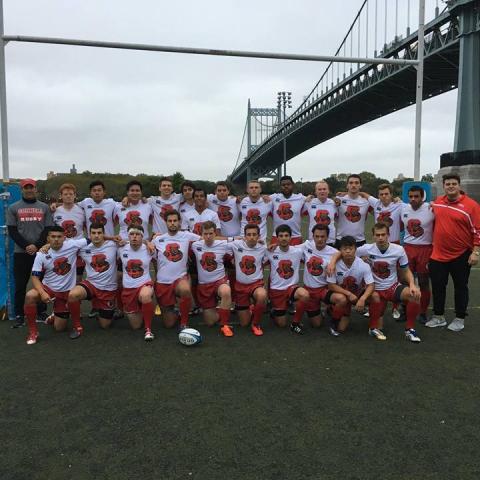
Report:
290,322,305,335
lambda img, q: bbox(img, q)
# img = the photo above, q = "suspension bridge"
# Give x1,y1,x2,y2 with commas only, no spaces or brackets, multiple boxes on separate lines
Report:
229,0,480,185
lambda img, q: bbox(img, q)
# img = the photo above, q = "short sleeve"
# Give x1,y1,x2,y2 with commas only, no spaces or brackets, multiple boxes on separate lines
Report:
32,253,44,274
368,196,378,209
356,245,368,257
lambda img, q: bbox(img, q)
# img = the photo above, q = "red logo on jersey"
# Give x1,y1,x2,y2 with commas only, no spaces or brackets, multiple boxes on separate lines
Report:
306,256,323,276
200,252,217,272
345,205,361,223
126,259,144,278
164,243,183,262
246,208,261,225
407,219,424,237
125,210,142,228
372,261,390,279
53,257,71,276
61,220,77,238
377,211,393,227
341,275,359,294
193,222,203,235
239,255,256,275
277,259,294,279
276,203,293,221
161,204,174,220
217,205,233,222
90,209,107,226
91,254,110,273
314,209,331,226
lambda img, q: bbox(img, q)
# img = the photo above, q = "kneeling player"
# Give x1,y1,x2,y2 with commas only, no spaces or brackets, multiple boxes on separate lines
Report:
118,226,155,341
154,210,200,329
191,221,233,337
24,226,86,345
228,224,267,336
266,224,309,334
356,222,422,342
300,225,346,334
326,236,375,335
68,223,118,332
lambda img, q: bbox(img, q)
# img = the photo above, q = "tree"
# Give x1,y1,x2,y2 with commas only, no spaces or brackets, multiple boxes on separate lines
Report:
421,173,434,182
171,172,185,192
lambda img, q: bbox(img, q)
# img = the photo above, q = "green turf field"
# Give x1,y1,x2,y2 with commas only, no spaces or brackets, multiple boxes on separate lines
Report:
1,269,479,480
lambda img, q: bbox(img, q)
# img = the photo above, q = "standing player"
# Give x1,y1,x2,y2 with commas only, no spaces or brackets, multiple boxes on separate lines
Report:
53,183,86,283
356,222,422,342
182,188,220,235
118,226,155,341
114,180,152,240
401,185,434,324
23,226,87,345
68,223,118,331
326,236,375,335
228,224,267,336
207,181,241,237
179,180,196,217
239,180,272,241
266,225,310,334
335,174,370,247
78,180,116,237
270,176,306,245
191,221,233,337
149,177,183,235
153,210,200,329
304,181,337,246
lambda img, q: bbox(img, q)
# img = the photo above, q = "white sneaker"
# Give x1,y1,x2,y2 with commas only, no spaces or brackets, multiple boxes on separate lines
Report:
447,318,464,332
392,308,401,319
368,328,387,341
405,328,421,343
425,315,447,328
144,328,155,341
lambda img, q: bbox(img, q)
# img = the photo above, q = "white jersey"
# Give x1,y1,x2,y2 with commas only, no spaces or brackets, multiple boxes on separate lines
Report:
327,257,374,296
149,194,182,234
79,240,118,291
118,244,153,289
53,204,85,240
179,201,195,221
154,231,200,283
32,238,88,292
191,239,229,284
114,201,152,240
181,208,220,235
79,198,116,237
356,243,409,290
401,202,434,245
266,246,303,290
207,194,241,236
368,197,403,242
239,197,272,240
336,196,370,241
227,240,266,284
270,193,306,238
304,198,337,243
301,242,338,288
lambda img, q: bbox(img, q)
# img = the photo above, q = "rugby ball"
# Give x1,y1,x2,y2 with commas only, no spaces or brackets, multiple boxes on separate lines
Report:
178,328,202,346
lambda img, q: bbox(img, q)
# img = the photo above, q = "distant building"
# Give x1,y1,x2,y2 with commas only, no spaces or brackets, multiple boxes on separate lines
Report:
394,173,406,182
46,164,78,178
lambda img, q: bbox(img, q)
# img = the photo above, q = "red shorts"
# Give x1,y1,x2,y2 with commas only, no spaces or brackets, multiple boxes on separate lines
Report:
234,279,265,307
154,276,189,307
197,277,229,310
404,243,432,275
79,280,116,311
121,281,154,314
270,236,303,246
377,282,405,304
304,286,330,312
42,284,69,314
269,285,298,311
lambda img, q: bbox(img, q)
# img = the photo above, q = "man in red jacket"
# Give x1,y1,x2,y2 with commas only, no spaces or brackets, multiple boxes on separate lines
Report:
426,174,480,331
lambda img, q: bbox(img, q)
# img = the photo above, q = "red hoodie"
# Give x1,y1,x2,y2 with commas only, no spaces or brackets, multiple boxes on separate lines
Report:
431,193,480,261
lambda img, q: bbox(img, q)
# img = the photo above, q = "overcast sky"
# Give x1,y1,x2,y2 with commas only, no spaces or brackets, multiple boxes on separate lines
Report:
3,0,456,182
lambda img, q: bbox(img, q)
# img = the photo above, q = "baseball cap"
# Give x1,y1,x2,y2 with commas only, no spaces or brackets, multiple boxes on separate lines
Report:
20,178,37,188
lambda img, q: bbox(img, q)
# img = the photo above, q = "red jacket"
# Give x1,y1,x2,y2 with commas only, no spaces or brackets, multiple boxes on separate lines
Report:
431,193,480,261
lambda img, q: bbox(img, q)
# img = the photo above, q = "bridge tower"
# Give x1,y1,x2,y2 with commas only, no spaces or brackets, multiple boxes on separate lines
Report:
437,0,480,201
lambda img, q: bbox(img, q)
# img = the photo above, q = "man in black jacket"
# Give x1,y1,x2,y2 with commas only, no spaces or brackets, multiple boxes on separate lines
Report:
6,179,54,327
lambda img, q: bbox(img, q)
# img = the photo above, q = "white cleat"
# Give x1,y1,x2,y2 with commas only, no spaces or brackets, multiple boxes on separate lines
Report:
144,328,155,341
405,328,421,343
425,315,447,328
447,318,465,332
392,308,401,319
368,328,387,341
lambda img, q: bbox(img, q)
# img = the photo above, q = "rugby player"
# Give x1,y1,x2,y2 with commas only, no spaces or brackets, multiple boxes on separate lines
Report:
207,181,241,237
265,224,310,334
239,180,272,241
182,188,220,235
24,226,87,345
117,226,155,341
191,221,234,337
153,210,200,329
228,224,267,336
149,177,183,235
67,223,118,332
